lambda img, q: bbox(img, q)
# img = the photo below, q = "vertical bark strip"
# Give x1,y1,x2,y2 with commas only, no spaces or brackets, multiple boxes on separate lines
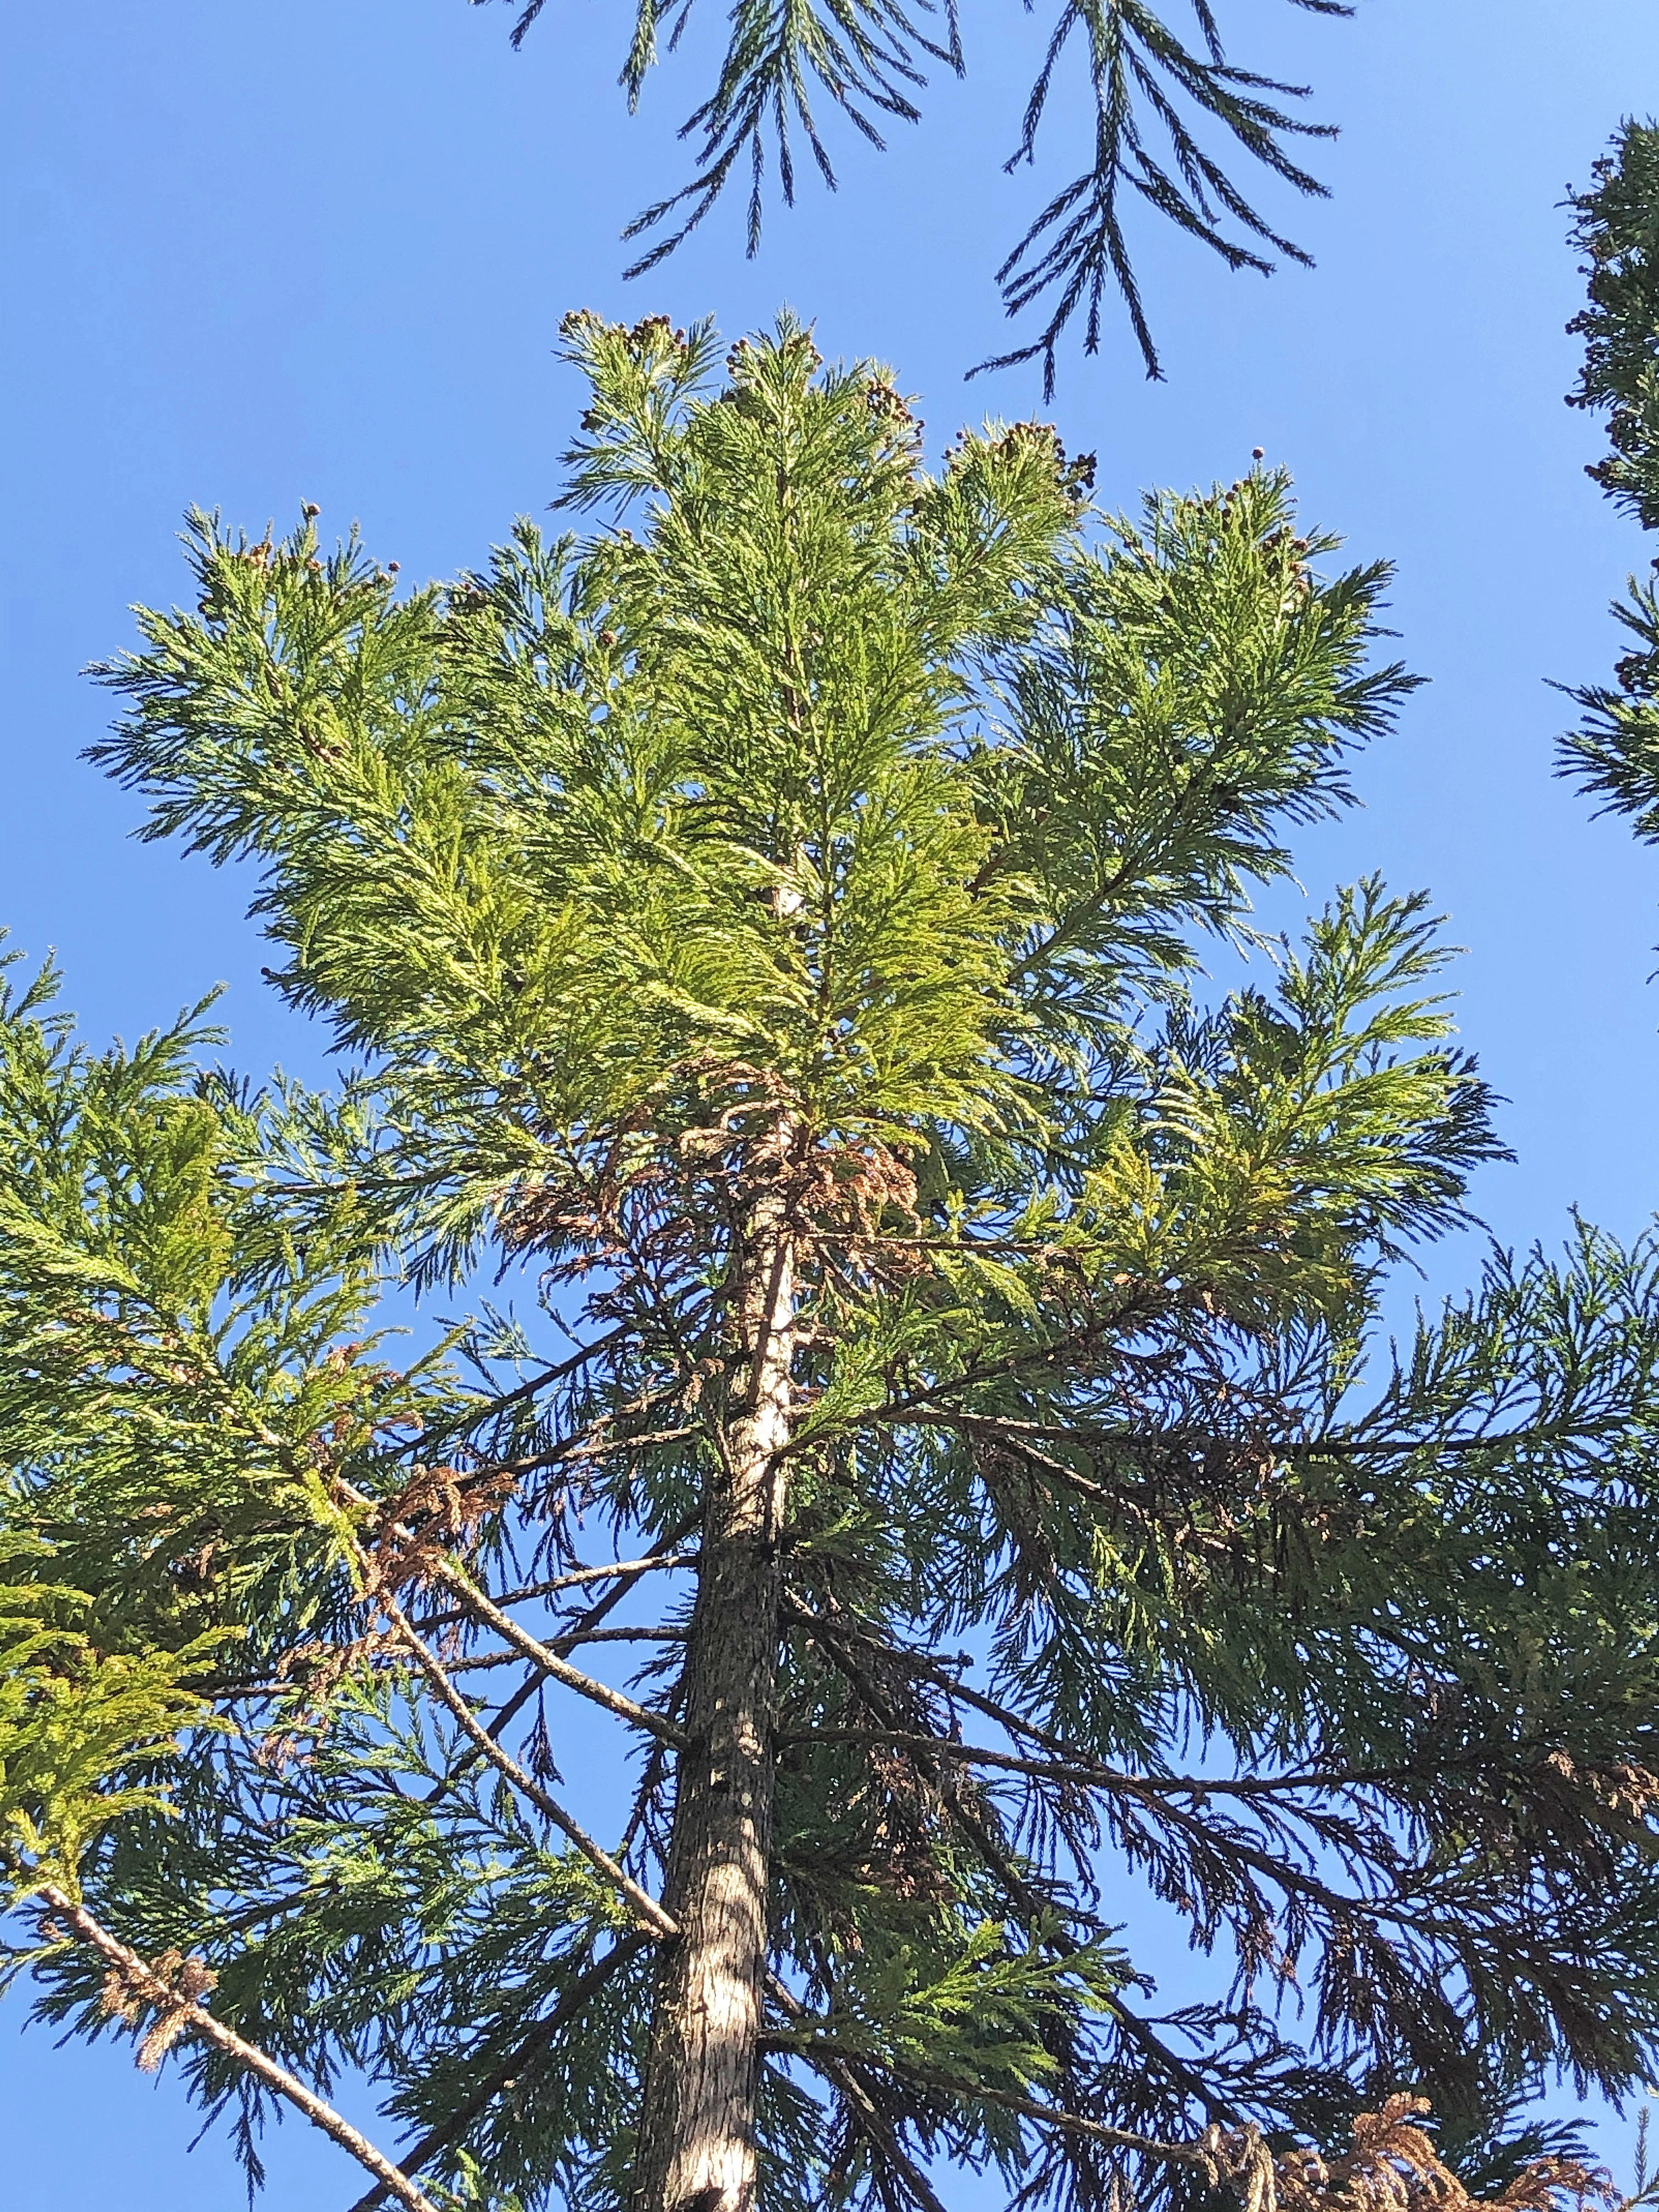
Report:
636,1153,797,2212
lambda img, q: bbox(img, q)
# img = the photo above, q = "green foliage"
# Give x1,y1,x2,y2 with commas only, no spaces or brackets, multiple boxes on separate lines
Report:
471,1,1350,386
0,1544,222,1905
7,316,1659,2212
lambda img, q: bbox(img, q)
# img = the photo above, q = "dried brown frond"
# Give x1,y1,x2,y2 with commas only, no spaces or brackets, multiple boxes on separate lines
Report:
800,1137,927,1280
99,1966,143,2027
1274,2098,1613,2212
98,1945,218,2073
364,1463,520,1596
275,1629,400,1689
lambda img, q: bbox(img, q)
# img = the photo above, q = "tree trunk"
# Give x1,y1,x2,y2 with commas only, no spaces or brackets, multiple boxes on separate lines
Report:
635,1165,796,2212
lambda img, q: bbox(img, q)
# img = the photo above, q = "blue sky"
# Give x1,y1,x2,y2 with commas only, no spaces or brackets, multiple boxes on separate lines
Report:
5,0,1659,2202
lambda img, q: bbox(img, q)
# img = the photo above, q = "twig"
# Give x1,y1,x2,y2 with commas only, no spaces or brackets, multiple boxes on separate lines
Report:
36,1888,442,2212
415,1546,699,1631
447,1625,687,1671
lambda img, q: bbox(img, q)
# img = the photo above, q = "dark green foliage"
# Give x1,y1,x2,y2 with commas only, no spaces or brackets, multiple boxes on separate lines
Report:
470,0,1348,387
1568,121,1659,533
7,318,1659,2211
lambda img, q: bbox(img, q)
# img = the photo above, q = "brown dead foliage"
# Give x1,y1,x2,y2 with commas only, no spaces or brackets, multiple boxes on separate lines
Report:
363,1462,520,1598
1266,2098,1612,2212
98,1946,218,2073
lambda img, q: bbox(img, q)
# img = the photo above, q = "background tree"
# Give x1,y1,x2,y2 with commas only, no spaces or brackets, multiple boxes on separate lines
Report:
468,0,1352,388
1561,119,1659,851
7,317,1659,2212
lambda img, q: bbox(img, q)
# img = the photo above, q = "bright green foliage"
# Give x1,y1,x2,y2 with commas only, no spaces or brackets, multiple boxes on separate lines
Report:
471,0,1349,386
5,317,1659,2211
0,1545,222,1906
1561,122,1659,851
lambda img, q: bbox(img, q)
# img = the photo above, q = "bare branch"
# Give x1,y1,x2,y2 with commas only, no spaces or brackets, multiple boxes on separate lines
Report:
447,1624,688,1670
422,1560,691,1750
417,1508,702,1807
335,1478,692,1751
415,1544,699,1630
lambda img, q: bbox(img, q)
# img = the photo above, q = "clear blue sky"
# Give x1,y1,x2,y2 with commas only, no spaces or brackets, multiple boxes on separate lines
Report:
5,0,1659,2202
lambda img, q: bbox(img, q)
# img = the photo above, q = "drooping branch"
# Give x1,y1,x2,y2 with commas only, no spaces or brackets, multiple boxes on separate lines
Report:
345,1931,652,2212
929,1760,1252,2131
788,2042,954,2212
894,1406,1571,1463
780,1722,1396,1806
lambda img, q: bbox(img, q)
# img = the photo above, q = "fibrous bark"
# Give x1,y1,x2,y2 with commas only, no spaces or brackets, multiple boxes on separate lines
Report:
635,1158,797,2212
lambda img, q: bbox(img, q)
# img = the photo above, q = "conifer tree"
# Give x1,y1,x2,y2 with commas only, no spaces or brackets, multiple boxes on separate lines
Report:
8,316,1659,2212
466,0,1351,387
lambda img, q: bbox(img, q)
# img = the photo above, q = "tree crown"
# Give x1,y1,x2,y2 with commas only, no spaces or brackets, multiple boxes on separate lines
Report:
4,319,1658,2212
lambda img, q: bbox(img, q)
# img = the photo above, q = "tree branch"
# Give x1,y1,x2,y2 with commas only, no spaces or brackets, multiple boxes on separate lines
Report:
429,1326,631,1445
417,1508,701,1807
421,1560,691,1749
445,1625,687,1671
380,1588,679,1938
789,2044,953,2212
414,1542,699,1631
788,1629,1255,2138
36,1887,443,2212
759,2027,1256,2169
335,1481,691,1752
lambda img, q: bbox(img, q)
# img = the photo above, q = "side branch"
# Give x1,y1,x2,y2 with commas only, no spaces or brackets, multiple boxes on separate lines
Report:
780,1722,1398,1803
37,1887,442,2212
380,1590,679,1939
336,1483,690,1752
418,1508,702,1808
425,1562,691,1750
761,2029,1268,2172
415,1543,699,1632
